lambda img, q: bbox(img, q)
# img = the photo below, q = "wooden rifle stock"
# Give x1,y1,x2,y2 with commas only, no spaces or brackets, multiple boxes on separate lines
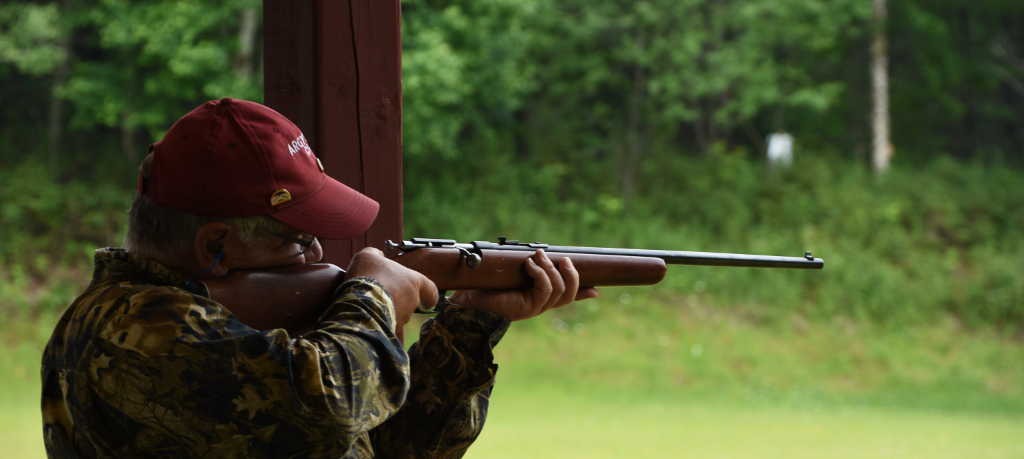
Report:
393,248,667,290
204,263,346,332
206,237,822,333
205,251,666,333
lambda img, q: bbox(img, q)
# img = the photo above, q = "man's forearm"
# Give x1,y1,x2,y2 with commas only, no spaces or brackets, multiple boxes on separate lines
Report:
369,305,509,458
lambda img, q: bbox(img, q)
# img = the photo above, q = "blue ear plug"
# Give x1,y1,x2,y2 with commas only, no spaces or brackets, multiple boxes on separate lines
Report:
211,251,224,267
202,252,225,275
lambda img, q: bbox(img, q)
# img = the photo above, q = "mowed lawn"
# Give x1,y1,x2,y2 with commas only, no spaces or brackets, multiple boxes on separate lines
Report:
468,390,1024,459
2,340,46,459
2,397,44,459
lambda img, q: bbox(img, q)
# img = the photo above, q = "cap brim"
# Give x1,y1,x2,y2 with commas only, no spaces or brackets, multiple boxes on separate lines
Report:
271,177,380,239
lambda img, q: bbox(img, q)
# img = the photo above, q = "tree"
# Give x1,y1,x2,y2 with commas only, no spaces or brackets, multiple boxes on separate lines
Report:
60,0,261,158
871,0,892,172
401,0,541,160
525,0,869,196
887,0,1024,163
0,2,69,168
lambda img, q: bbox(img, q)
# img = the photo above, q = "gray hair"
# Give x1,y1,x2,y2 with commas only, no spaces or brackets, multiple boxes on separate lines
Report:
124,195,291,261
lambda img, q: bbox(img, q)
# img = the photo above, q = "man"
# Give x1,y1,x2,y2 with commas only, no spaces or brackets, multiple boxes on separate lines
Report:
41,98,597,458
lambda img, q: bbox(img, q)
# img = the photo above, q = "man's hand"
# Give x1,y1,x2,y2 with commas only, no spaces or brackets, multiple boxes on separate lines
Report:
345,247,439,341
449,250,599,321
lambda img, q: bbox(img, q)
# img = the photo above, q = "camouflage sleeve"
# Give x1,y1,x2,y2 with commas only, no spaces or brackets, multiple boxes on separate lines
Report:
89,277,409,457
369,303,511,458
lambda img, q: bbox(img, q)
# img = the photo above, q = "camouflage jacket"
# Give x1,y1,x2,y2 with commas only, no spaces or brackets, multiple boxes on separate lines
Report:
42,248,510,458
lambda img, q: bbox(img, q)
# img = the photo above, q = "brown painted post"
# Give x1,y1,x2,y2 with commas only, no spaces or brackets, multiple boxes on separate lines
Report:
264,0,403,266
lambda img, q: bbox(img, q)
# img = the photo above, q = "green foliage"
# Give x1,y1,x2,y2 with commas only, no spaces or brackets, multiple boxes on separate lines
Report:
0,0,262,172
0,3,65,75
398,0,1024,172
533,0,867,132
0,161,130,313
1,0,1023,172
402,0,540,158
407,153,1024,330
0,0,1016,332
61,0,261,137
401,0,872,172
888,1,1024,160
5,150,1018,330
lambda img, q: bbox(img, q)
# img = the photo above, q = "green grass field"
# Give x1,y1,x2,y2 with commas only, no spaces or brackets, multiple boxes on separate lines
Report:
463,292,1024,458
1,340,49,459
470,391,1024,458
4,292,1022,458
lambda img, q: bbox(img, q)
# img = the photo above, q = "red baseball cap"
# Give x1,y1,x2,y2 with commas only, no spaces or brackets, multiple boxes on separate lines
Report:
144,98,379,239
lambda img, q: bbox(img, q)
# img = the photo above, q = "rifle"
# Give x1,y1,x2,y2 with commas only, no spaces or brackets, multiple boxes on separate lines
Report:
206,237,824,333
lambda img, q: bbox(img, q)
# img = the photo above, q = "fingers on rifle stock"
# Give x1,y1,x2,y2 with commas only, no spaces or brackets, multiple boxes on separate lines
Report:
556,257,581,307
536,250,566,311
525,253,552,314
419,274,440,312
575,287,599,301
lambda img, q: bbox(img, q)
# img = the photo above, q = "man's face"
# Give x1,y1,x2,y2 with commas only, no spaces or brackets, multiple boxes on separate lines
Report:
224,227,325,271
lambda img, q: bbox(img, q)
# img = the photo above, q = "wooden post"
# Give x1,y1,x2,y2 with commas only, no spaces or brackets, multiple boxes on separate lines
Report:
264,0,403,265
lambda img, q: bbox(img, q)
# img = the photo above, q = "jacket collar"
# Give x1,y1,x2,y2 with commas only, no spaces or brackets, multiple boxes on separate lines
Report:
91,248,208,296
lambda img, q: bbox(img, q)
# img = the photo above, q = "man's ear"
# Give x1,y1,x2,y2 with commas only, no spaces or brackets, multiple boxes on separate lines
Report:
194,222,232,277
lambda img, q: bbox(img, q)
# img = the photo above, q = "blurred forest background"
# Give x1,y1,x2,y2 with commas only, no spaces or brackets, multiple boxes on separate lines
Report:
1,0,1022,457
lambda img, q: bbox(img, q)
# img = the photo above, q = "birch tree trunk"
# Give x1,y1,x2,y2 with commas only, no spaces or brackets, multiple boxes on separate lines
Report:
235,7,259,79
871,0,892,173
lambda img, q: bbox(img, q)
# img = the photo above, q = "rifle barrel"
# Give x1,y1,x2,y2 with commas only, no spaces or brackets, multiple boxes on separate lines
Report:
468,241,824,269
